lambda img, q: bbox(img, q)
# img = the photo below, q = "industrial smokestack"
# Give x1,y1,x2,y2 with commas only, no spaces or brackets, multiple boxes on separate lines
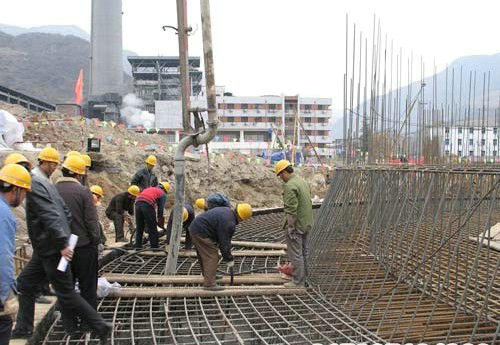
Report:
90,0,123,96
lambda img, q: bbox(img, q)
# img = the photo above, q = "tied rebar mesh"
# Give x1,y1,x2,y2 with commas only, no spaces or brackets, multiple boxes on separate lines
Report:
309,166,500,344
36,210,380,345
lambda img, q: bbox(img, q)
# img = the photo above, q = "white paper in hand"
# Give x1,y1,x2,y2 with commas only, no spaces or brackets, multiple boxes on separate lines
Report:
57,234,78,272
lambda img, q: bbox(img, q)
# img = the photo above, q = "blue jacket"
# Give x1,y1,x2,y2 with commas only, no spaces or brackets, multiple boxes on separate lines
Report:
188,207,238,261
0,195,17,305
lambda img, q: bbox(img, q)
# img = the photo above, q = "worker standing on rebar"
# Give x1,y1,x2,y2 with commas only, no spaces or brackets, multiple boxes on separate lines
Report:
105,185,139,242
131,155,158,191
0,164,31,345
55,155,100,319
276,160,313,288
81,154,92,187
165,203,194,250
12,147,112,342
134,182,170,249
189,204,253,291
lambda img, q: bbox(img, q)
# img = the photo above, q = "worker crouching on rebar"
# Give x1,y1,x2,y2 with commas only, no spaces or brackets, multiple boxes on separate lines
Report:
134,182,171,249
105,185,139,242
275,160,313,288
188,204,253,291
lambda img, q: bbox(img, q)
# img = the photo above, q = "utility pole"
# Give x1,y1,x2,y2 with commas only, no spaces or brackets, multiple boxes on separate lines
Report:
177,0,192,132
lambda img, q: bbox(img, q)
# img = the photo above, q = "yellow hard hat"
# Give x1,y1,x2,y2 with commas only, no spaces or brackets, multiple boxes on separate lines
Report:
81,154,91,167
38,147,61,163
4,153,30,166
195,198,206,210
159,182,171,193
128,185,140,197
0,164,32,191
145,155,157,166
67,151,81,157
183,207,189,223
62,155,86,175
275,160,292,176
90,185,104,197
236,203,252,221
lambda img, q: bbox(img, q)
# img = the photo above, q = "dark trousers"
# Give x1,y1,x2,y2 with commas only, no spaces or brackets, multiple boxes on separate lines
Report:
110,212,125,241
0,315,12,345
135,202,158,249
191,233,219,287
72,245,98,309
14,252,107,334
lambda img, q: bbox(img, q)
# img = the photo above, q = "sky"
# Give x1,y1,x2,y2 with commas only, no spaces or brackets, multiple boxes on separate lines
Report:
2,0,500,117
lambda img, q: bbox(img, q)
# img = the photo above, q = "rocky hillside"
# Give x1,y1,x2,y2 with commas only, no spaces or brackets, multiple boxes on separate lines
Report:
0,31,132,104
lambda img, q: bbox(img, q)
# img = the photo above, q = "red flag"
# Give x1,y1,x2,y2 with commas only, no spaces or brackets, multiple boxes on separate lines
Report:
75,69,84,105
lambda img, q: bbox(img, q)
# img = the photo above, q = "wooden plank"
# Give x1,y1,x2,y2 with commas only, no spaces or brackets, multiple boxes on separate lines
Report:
109,286,306,298
139,249,287,257
104,273,286,285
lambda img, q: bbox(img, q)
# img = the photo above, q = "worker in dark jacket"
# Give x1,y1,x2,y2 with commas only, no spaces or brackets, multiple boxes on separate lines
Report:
189,204,253,290
165,203,195,250
12,147,111,342
134,182,170,249
105,185,140,242
131,155,158,191
55,155,100,314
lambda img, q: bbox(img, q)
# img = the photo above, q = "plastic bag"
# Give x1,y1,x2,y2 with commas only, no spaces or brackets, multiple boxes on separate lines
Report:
0,110,25,148
97,277,121,298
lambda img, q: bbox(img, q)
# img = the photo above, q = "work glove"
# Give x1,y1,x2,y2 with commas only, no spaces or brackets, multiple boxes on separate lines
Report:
0,293,18,317
226,260,235,268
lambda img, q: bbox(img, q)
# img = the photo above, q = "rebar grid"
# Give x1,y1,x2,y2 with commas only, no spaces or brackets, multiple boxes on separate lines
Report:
310,167,500,344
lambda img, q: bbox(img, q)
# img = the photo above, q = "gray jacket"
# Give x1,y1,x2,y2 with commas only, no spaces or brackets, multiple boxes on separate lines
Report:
27,167,72,256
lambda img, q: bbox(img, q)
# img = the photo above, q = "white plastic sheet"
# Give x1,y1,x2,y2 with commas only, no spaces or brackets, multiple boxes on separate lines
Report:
0,109,25,148
97,277,121,298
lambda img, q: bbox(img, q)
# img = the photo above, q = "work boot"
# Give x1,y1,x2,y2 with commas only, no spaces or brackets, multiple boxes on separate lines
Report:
283,281,304,288
203,284,224,291
35,295,52,304
10,328,33,339
96,322,113,344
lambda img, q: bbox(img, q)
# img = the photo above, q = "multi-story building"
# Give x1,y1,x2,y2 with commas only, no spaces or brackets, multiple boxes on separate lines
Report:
155,95,332,157
443,124,499,161
128,56,203,113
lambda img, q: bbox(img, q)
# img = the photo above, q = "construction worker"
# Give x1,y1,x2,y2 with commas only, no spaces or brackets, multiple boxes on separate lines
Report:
131,155,158,191
0,164,31,345
195,193,231,211
165,203,195,250
2,154,52,304
90,185,107,250
3,153,32,171
189,203,253,290
134,182,170,249
50,150,80,184
275,160,313,287
81,154,92,187
12,147,111,342
105,185,139,242
55,155,100,318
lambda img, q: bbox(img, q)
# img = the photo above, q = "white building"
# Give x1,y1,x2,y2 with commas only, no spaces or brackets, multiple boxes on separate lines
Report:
155,95,332,157
443,125,499,161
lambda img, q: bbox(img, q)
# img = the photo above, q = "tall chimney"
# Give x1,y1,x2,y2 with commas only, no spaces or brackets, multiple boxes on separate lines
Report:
90,0,123,96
